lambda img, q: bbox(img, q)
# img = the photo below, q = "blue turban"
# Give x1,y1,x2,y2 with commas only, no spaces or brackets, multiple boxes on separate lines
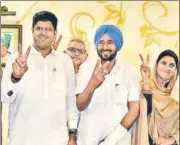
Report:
94,25,123,51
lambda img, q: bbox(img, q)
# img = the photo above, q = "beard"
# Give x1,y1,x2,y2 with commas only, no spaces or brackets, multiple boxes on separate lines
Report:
97,49,117,61
34,38,52,50
33,33,55,50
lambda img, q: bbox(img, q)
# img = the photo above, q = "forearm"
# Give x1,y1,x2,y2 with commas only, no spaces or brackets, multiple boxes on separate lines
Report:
99,101,140,145
67,66,79,129
67,83,79,129
67,102,79,129
76,80,96,111
120,103,140,130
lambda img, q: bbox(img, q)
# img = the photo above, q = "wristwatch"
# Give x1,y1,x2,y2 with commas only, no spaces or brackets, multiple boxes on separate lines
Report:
69,129,77,136
11,73,21,83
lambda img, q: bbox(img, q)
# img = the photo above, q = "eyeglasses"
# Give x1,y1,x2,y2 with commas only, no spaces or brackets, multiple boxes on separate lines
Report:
34,26,54,33
67,47,86,55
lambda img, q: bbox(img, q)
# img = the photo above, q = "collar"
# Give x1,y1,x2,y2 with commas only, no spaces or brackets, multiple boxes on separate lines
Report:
30,45,56,57
110,59,123,74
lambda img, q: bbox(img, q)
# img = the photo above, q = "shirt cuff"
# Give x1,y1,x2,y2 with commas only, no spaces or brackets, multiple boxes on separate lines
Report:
68,120,78,129
2,80,18,102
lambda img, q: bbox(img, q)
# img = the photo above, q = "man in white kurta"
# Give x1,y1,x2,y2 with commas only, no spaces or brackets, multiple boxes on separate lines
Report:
76,59,139,145
76,25,140,145
1,47,78,145
1,11,78,145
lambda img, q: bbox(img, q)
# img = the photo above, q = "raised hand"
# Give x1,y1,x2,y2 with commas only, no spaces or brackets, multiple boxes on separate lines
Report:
53,34,62,50
90,60,110,88
12,44,31,79
153,136,166,145
67,137,77,145
139,53,151,82
63,49,75,58
154,136,176,145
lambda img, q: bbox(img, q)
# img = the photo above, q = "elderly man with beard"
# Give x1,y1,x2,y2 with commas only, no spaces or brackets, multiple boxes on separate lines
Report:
75,24,140,145
1,11,78,145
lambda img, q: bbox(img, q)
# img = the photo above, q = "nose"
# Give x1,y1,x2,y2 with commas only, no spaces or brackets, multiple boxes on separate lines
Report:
74,51,80,56
40,29,47,35
102,43,109,50
164,65,172,72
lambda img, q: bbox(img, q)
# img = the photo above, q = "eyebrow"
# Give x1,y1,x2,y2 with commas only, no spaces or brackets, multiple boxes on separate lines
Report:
169,62,176,65
161,60,176,64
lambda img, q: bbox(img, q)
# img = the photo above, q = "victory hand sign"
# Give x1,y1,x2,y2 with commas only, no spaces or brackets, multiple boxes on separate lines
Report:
12,44,31,82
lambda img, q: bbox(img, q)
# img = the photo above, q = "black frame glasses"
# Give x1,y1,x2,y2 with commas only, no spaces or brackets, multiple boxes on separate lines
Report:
67,47,86,55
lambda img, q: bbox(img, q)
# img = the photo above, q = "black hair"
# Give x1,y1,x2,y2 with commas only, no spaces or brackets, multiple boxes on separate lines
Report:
32,11,58,31
157,50,178,67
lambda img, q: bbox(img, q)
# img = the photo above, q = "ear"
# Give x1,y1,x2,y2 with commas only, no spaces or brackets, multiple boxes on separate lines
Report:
53,31,57,42
84,54,88,61
55,30,57,36
54,30,57,36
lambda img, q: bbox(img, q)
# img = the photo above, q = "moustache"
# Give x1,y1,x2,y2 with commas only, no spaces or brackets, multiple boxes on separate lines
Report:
100,49,112,53
38,35,49,39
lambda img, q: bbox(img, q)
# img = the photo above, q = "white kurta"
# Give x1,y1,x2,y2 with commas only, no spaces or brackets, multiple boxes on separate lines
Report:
1,47,79,145
76,59,139,145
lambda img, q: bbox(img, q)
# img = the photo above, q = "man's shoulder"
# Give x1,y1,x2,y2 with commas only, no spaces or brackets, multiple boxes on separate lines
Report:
53,50,72,62
116,59,137,74
80,58,97,70
53,50,63,57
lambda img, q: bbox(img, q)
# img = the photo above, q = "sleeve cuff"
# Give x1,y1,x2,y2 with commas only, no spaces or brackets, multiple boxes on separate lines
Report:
103,124,127,144
68,120,78,129
1,80,18,103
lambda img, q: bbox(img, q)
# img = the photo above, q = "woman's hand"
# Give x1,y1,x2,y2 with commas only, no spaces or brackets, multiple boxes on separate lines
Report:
154,136,176,145
139,53,151,83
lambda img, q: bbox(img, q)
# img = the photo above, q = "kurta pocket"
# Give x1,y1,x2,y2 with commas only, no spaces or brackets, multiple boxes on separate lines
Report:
113,83,128,105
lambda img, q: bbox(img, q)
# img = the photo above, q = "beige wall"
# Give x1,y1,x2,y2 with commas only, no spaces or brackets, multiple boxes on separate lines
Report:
1,1,179,145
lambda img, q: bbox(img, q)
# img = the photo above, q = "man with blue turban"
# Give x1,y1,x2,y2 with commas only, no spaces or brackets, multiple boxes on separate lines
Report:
75,24,140,145
1,34,12,76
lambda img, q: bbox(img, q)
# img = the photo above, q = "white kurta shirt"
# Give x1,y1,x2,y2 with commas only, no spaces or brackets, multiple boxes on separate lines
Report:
1,46,79,145
76,59,139,145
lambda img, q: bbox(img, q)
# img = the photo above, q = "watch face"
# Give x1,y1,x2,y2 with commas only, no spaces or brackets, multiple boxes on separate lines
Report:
69,130,77,136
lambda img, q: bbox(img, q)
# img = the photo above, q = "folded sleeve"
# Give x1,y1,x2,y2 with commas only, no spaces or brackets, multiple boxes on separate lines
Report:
63,54,80,129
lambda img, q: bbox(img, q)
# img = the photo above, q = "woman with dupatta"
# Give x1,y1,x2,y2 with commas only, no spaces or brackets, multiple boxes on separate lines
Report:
133,50,179,145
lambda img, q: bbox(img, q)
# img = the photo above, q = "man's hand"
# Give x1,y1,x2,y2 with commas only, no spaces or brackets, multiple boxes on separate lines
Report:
64,49,75,58
12,44,31,80
67,135,77,145
64,49,87,74
53,34,62,50
90,60,110,89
